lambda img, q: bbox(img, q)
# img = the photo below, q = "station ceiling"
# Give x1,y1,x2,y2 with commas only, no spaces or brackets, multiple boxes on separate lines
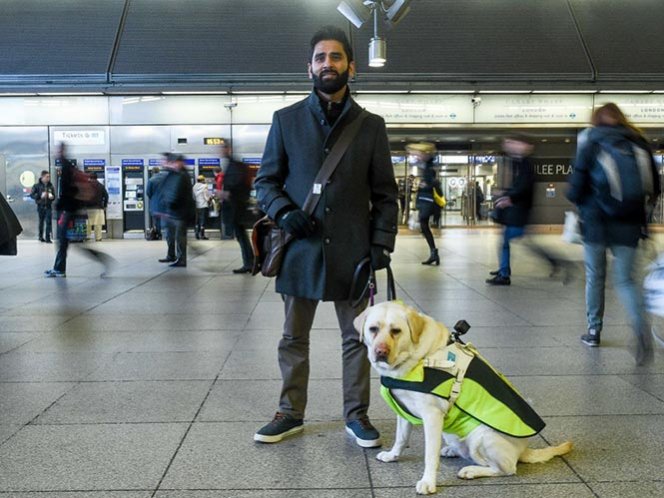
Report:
2,0,664,93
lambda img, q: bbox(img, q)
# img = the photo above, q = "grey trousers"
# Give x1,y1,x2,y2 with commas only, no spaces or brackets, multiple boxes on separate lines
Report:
165,218,187,262
278,295,370,421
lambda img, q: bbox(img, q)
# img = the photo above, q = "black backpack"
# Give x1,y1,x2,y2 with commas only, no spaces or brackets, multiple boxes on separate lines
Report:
590,136,655,220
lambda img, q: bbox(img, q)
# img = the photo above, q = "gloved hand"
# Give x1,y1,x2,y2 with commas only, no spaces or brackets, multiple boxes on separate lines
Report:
277,208,315,239
370,245,391,270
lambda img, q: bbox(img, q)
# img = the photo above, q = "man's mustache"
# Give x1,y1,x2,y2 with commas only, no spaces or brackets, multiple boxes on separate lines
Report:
321,70,339,77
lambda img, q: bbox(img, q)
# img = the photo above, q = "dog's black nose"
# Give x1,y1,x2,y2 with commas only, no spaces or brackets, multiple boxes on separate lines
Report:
375,352,388,363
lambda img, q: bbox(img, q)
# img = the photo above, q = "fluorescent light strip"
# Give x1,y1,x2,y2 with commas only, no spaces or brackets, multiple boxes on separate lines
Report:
0,93,37,96
598,90,651,94
37,92,104,96
356,90,409,94
531,90,597,94
479,90,531,94
162,91,228,95
232,91,283,94
410,90,475,94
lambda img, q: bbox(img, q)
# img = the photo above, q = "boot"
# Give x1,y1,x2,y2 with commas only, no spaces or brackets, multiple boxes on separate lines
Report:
201,228,209,240
421,248,440,266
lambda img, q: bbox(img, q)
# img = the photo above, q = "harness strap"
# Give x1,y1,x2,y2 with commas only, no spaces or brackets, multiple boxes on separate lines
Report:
423,343,474,408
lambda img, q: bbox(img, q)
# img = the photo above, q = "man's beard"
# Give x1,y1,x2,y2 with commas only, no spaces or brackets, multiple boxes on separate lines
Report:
312,68,350,95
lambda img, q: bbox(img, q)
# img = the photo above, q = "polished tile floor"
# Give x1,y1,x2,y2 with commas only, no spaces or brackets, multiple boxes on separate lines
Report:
1,231,663,497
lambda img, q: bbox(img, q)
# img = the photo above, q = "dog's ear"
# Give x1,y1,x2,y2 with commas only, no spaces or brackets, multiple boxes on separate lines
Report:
353,308,371,342
406,308,427,344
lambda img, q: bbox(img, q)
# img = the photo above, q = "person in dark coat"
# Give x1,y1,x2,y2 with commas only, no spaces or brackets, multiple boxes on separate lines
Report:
253,26,398,447
0,190,22,255
156,154,195,267
409,142,442,266
45,143,80,277
486,135,535,286
221,144,254,274
146,166,166,240
567,103,660,364
30,170,55,243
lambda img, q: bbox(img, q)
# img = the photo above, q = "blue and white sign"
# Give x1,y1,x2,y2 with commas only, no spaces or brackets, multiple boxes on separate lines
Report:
83,159,106,167
148,159,162,167
122,159,144,167
198,158,221,166
185,158,195,166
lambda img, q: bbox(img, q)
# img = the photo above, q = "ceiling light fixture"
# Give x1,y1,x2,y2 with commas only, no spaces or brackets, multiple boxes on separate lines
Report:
337,0,412,69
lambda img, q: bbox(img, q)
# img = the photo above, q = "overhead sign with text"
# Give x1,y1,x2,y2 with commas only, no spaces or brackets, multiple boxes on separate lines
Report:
355,94,473,123
475,95,593,124
595,95,664,123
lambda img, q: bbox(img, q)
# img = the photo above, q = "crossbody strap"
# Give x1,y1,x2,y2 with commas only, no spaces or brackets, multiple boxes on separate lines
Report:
301,109,369,215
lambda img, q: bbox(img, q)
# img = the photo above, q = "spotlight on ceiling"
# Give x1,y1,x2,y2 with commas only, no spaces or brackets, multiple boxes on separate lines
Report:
368,37,387,67
337,0,373,28
385,0,412,26
337,0,413,68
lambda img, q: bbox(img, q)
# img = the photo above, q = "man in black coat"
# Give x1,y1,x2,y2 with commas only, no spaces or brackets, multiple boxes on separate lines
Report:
253,26,398,447
221,144,254,274
157,154,195,267
30,170,55,243
486,135,535,286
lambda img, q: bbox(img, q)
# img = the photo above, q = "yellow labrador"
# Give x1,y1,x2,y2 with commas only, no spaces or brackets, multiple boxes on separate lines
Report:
354,301,572,495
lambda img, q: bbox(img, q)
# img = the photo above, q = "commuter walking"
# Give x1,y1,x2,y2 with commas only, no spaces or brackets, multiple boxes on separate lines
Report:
86,173,108,242
0,190,22,255
156,154,195,267
475,181,485,220
30,170,55,243
486,135,535,286
193,175,211,240
253,26,398,447
409,142,441,266
221,147,254,274
146,166,166,240
567,103,660,365
45,143,79,278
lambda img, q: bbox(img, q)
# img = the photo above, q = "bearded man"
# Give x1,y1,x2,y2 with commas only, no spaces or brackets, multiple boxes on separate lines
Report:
253,25,398,447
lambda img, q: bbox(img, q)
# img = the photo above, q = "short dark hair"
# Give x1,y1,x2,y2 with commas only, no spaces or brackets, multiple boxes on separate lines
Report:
310,26,353,62
41,170,49,176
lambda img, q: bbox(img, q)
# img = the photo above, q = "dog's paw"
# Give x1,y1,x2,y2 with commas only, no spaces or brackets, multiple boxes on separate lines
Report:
416,478,437,494
441,446,459,458
457,466,487,480
376,451,399,463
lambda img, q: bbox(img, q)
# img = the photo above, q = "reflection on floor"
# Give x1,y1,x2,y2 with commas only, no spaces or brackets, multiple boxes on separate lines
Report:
0,232,662,497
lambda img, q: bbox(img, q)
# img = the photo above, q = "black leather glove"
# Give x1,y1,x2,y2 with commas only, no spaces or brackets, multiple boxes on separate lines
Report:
370,245,391,270
277,208,315,239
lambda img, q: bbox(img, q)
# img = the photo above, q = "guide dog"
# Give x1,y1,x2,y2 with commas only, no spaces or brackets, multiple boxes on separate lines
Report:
354,301,572,495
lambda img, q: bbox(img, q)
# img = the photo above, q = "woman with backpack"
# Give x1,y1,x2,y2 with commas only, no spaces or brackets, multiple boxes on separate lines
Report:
567,103,660,365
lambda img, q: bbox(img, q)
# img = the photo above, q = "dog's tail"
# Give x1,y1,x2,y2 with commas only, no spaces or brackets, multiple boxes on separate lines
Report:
518,441,573,464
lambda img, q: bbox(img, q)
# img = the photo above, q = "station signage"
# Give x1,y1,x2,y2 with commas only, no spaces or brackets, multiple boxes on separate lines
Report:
121,159,144,167
83,159,106,167
148,159,162,167
531,157,574,182
475,95,593,124
596,94,664,123
355,94,473,123
54,130,106,145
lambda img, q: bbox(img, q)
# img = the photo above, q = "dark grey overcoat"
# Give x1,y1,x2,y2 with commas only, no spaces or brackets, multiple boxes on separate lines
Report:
255,91,398,301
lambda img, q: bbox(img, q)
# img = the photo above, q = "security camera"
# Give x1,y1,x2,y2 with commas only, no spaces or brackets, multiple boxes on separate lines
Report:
471,96,482,105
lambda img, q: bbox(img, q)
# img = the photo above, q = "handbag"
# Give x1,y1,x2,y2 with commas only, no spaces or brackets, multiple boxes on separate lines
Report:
561,211,583,244
251,110,369,277
433,189,447,208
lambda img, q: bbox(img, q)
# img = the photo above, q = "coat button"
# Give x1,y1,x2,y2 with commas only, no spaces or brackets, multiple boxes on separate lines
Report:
325,207,331,214
320,119,326,125
324,237,331,244
324,148,330,154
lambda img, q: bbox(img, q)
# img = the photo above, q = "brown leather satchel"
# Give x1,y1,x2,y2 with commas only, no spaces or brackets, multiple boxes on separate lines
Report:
251,110,369,277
